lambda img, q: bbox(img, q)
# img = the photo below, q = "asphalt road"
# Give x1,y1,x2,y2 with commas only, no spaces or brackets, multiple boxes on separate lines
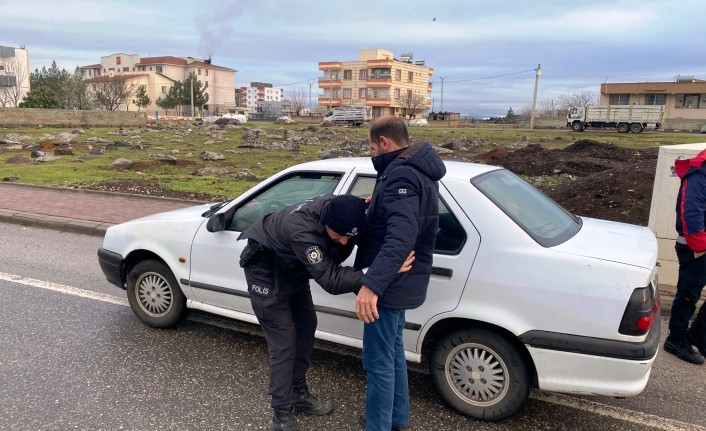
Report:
0,222,704,431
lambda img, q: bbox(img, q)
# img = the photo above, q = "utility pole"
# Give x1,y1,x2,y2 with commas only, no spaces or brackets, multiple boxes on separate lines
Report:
308,82,312,109
530,64,542,130
440,77,445,113
329,70,333,111
190,73,195,118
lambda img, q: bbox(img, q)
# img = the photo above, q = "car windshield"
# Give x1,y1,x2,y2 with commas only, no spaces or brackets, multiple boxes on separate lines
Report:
472,169,581,247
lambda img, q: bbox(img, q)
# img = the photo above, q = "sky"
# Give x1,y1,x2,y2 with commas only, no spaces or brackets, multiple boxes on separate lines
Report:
3,0,706,118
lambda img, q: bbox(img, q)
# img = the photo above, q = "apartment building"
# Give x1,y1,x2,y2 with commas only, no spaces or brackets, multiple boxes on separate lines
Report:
318,48,433,118
79,53,236,115
600,75,706,123
239,82,284,108
0,44,30,107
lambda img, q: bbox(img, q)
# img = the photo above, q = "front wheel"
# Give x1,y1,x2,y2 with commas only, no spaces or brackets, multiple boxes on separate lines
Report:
430,328,530,421
571,122,584,132
127,260,188,328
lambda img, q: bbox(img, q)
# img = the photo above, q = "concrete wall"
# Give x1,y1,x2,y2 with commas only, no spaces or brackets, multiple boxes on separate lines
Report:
662,117,706,132
0,107,147,127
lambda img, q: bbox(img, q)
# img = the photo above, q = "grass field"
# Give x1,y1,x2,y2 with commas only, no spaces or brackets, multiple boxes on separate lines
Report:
2,120,705,200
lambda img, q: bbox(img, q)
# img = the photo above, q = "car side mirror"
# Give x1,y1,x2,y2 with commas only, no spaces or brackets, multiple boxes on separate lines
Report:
206,213,226,232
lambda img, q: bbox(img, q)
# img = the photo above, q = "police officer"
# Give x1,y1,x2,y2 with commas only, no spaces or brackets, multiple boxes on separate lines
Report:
238,194,371,431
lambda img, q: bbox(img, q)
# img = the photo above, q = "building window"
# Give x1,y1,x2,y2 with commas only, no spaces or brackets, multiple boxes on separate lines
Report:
408,72,413,82
156,66,163,73
123,67,129,72
198,68,201,75
407,90,412,99
343,70,352,80
116,56,121,65
609,94,629,105
680,94,701,109
205,69,208,76
395,70,401,81
204,81,208,88
359,69,367,79
394,88,400,99
646,94,665,105
359,88,367,98
343,88,351,98
161,86,167,94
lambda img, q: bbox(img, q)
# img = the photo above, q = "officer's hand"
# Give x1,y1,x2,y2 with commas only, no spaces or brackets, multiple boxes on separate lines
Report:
364,196,372,206
398,251,415,273
356,285,379,323
696,251,706,259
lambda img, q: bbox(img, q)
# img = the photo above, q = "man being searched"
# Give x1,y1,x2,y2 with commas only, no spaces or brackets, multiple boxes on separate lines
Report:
666,150,706,365
354,115,446,431
239,194,414,431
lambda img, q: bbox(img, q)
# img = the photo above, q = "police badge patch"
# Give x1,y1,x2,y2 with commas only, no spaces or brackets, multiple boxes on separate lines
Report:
305,246,323,264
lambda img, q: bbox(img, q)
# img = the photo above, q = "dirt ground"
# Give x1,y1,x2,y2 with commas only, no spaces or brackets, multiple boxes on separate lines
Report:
86,139,658,227
487,139,658,226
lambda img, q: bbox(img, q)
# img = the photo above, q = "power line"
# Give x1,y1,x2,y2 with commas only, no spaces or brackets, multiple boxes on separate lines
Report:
441,69,536,84
273,77,320,87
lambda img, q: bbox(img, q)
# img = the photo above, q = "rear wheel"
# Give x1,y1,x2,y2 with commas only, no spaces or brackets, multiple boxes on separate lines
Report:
630,123,644,133
617,123,629,133
571,122,584,132
430,327,530,421
127,260,188,328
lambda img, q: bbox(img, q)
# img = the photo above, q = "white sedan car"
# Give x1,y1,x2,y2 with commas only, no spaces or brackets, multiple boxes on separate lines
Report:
98,158,661,421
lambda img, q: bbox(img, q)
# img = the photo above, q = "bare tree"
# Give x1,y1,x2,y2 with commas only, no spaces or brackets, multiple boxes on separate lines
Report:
0,55,29,107
537,99,560,117
89,76,137,111
557,91,598,111
396,92,427,119
284,86,308,115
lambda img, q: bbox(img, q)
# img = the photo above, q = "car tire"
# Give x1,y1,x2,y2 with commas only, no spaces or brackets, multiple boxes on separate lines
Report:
571,122,583,132
127,260,188,328
617,123,629,133
430,327,530,421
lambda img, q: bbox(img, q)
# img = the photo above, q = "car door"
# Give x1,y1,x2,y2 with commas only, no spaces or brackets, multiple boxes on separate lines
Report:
309,172,481,353
187,170,348,315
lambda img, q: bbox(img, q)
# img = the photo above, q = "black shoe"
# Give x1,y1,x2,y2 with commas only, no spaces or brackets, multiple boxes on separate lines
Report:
359,413,407,431
292,389,332,416
272,406,300,431
664,335,705,365
688,327,706,357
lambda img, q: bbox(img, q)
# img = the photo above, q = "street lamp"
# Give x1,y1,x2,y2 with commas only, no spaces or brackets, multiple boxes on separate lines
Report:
530,64,542,130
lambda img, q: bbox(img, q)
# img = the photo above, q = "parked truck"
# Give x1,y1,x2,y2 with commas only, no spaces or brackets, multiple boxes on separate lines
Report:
566,105,665,133
323,106,372,126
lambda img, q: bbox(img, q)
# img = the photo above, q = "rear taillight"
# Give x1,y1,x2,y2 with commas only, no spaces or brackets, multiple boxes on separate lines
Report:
619,286,660,336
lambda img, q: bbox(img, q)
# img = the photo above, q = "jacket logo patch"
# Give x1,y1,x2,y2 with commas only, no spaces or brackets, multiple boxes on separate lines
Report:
306,246,323,264
398,188,407,195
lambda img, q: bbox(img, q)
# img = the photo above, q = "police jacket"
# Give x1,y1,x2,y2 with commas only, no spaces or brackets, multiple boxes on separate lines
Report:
354,142,446,309
675,149,706,253
239,194,363,295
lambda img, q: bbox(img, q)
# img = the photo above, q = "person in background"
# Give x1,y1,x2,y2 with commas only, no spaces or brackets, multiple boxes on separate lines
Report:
354,115,446,431
665,149,706,365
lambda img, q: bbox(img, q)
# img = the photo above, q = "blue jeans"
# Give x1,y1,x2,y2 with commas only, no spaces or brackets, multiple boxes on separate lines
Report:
669,244,706,337
363,306,409,431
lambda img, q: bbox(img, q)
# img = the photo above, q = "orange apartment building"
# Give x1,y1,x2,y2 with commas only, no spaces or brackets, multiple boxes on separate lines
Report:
318,48,433,118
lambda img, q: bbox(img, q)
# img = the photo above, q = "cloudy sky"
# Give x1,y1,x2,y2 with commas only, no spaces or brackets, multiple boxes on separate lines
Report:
2,0,705,117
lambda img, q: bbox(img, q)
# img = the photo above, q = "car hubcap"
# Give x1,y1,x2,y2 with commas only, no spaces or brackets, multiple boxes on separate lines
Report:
135,272,173,317
445,343,509,406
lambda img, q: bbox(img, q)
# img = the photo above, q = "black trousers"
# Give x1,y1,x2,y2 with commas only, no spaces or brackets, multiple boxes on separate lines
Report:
245,256,317,410
670,244,706,337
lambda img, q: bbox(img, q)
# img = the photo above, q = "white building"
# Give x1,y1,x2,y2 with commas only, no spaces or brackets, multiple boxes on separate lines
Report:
0,44,30,107
239,82,283,108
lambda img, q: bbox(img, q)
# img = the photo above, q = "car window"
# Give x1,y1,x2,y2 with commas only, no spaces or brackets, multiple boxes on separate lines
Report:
228,172,343,231
472,169,581,247
349,175,466,255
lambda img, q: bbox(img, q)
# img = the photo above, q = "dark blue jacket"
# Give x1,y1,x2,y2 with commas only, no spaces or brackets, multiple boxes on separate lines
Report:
354,142,446,309
675,149,706,253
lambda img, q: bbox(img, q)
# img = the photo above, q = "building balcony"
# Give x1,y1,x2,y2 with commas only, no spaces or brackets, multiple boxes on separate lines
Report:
319,97,341,105
318,78,341,87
